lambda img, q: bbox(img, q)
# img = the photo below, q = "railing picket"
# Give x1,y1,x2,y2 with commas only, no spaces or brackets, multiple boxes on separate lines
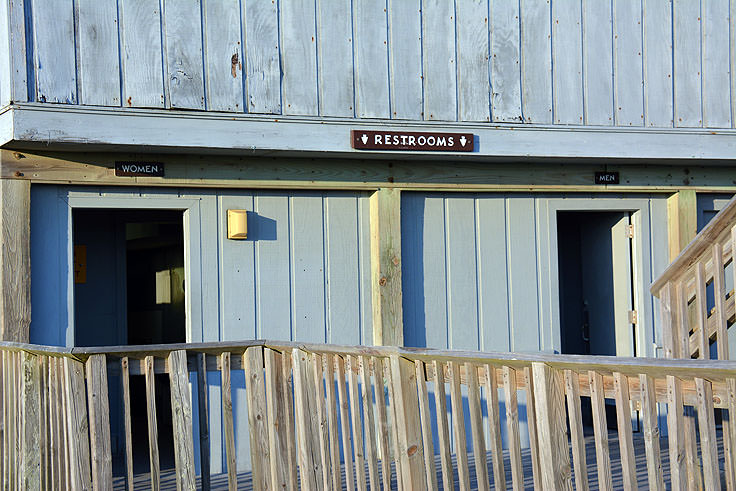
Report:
639,374,664,490
1,350,7,490
729,378,736,491
523,366,541,490
282,351,299,491
195,353,211,491
40,356,49,490
667,375,687,491
120,357,134,491
60,357,71,490
613,372,636,491
432,361,453,491
245,347,271,491
293,348,320,490
359,355,380,490
449,361,471,491
265,348,290,490
683,407,702,490
484,364,506,491
695,262,709,359
312,353,332,490
48,357,61,490
324,354,343,491
347,354,367,491
64,356,93,490
588,370,612,491
86,354,113,491
143,356,161,491
503,366,524,491
384,357,402,491
564,370,588,491
168,350,196,491
21,351,41,490
414,360,438,490
373,357,391,491
219,352,237,491
695,378,721,490
8,351,16,489
466,362,489,490
336,355,356,491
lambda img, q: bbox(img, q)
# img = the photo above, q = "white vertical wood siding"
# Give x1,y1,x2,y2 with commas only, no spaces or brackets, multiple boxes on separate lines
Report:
17,0,736,128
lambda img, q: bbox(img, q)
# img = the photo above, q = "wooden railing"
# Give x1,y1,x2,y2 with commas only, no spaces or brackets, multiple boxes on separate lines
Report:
2,340,736,490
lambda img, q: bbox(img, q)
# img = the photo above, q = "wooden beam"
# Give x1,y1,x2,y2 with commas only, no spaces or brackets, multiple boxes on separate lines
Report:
0,178,30,342
370,188,403,346
667,189,697,261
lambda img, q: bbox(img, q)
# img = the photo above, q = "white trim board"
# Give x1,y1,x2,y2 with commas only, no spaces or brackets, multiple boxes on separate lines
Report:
1,103,736,161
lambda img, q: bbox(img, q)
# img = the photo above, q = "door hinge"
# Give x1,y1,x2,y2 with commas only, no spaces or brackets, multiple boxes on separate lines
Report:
628,310,638,325
626,224,634,239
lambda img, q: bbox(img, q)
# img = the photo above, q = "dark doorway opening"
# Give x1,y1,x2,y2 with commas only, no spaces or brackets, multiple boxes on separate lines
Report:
73,209,185,477
557,211,635,429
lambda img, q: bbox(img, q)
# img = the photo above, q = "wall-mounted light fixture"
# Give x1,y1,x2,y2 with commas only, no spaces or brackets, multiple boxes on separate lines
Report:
227,210,248,239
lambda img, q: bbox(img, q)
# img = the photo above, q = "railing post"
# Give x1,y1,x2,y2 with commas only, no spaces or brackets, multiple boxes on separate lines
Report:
388,354,426,489
85,354,112,490
531,362,572,491
244,346,271,491
168,350,196,491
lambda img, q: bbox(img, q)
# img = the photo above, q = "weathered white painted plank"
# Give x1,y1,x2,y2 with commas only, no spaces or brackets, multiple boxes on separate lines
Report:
0,0,27,105
119,0,165,108
673,0,702,126
353,0,390,118
614,0,644,126
583,0,613,125
243,0,281,113
163,0,205,109
388,0,423,119
280,0,318,115
520,0,552,123
77,0,121,106
422,0,457,121
317,0,354,117
491,0,522,122
31,0,76,103
731,0,736,128
203,0,243,112
456,0,490,122
551,0,583,124
701,0,731,127
643,0,674,126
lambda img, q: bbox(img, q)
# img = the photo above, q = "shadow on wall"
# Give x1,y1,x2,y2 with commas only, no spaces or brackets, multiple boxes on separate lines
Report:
246,212,277,241
402,195,427,347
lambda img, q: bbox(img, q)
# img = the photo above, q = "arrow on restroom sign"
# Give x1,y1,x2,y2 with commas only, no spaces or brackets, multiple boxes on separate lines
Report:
351,130,475,152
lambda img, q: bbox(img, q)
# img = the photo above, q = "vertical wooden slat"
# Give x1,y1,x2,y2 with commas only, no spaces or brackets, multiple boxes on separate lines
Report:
168,350,195,491
121,357,134,491
432,361,453,491
245,347,271,491
336,355,356,491
264,349,290,490
347,354,366,491
143,356,160,491
660,281,677,358
40,356,49,490
696,378,721,490
728,378,736,491
385,358,403,491
484,365,506,491
11,351,19,488
64,357,92,491
564,370,588,491
613,372,636,491
195,353,210,491
85,354,113,491
219,352,236,491
60,356,71,490
667,375,687,490
414,360,438,490
503,366,524,491
695,262,709,359
373,357,391,491
713,243,733,488
532,363,573,491
388,354,426,490
588,371,612,491
1,350,7,489
21,351,41,490
675,282,690,359
48,356,62,490
292,349,319,490
312,353,332,490
683,407,702,490
6,351,15,489
449,361,471,491
324,354,343,491
523,367,541,490
360,355,380,490
281,352,298,491
466,362,489,490
639,374,665,491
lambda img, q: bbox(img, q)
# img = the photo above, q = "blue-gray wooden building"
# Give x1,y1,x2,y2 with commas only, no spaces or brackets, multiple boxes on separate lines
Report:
0,0,735,476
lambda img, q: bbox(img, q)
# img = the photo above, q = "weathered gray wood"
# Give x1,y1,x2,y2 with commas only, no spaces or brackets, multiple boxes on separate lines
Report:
60,357,71,490
673,0,702,127
564,370,588,491
695,262,709,359
613,372,636,491
244,347,270,491
64,357,92,490
280,0,318,115
144,356,161,491
728,378,736,491
121,357,134,491
683,407,702,490
520,0,552,123
195,353,210,491
551,0,583,124
292,348,319,490
21,351,41,489
31,0,76,103
667,375,687,490
523,367,541,490
422,0,456,121
388,0,422,120
1,351,7,491
432,361,454,490
347,354,366,491
701,0,731,128
491,0,521,122
264,349,289,490
359,356,379,489
311,353,332,490
533,363,573,491
86,355,113,491
316,0,354,117
415,360,438,490
582,0,613,125
0,0,27,105
484,365,506,491
456,0,489,122
643,0,674,127
119,0,165,107
372,357,391,491
353,0,390,118
163,0,205,109
466,363,489,490
336,355,356,491
323,354,343,491
202,0,243,112
0,179,30,342
76,0,121,106
449,361,470,490
243,0,281,113
695,378,721,490
639,374,665,490
168,350,195,491
589,370,612,490
282,350,298,491
219,352,236,491
503,366,524,490
613,0,644,126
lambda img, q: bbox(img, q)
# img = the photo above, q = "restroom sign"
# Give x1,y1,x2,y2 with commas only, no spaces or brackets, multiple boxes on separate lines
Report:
351,130,474,152
115,161,165,177
594,171,619,184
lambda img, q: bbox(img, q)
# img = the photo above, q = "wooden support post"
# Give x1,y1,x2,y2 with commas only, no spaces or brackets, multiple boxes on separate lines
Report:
85,354,113,491
370,188,403,346
531,363,572,491
168,350,196,491
0,179,31,342
667,189,697,261
244,347,270,491
389,354,426,490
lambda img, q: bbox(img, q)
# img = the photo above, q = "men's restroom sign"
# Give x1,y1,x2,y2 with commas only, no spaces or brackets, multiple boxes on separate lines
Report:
351,130,475,152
